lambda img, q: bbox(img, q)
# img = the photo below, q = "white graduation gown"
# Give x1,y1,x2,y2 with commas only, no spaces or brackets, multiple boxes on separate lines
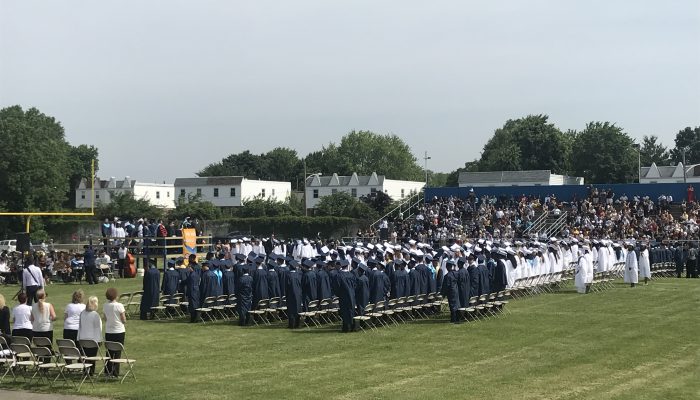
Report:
639,249,651,279
505,260,516,288
624,251,639,283
574,256,589,294
597,248,608,273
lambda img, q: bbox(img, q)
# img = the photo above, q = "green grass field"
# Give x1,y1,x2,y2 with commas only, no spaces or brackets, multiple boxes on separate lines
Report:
1,276,698,400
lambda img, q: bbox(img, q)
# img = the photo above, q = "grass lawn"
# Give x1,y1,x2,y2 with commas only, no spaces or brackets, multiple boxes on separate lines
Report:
0,276,698,400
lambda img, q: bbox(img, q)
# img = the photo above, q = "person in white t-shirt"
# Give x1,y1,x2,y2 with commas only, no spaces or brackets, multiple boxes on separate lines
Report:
12,292,33,339
103,287,126,378
63,290,86,343
79,296,103,374
30,289,56,342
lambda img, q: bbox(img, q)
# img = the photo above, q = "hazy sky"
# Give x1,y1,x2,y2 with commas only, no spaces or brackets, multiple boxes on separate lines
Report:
1,1,699,183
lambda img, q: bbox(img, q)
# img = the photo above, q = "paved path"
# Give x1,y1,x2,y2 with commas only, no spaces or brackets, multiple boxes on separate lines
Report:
0,389,103,400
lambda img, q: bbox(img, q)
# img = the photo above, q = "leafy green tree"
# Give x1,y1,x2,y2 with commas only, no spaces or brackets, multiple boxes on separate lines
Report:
670,126,700,165
67,144,99,207
262,147,304,183
446,160,479,187
170,195,222,221
428,171,448,187
0,106,71,213
571,122,637,183
198,150,265,178
315,192,378,220
95,192,164,221
639,135,671,166
236,197,300,218
360,191,393,215
478,115,570,174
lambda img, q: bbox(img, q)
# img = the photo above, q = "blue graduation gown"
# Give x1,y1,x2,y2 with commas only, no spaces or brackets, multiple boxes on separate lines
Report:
316,269,332,301
467,265,480,298
355,274,369,315
223,270,236,297
252,268,269,308
391,269,409,299
275,265,289,298
440,270,459,311
456,267,470,307
416,264,430,295
285,271,303,317
302,270,318,311
267,268,281,299
161,269,180,300
477,264,490,295
335,271,356,326
491,260,508,293
408,268,421,297
186,270,201,311
236,274,253,315
140,266,160,315
200,269,219,304
369,270,390,304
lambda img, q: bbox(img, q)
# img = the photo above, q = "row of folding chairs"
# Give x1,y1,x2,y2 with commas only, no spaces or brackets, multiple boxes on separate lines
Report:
650,262,676,277
510,270,573,298
0,336,135,391
117,291,143,318
353,293,454,332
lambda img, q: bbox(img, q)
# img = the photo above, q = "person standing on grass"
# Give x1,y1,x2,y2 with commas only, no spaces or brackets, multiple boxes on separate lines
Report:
186,262,202,323
78,296,102,372
285,260,303,329
335,260,357,333
575,246,591,294
674,242,686,278
440,260,460,324
63,290,86,343
11,293,33,339
104,287,126,378
236,266,253,326
140,259,160,320
22,256,44,306
686,242,698,279
624,243,639,288
30,289,56,343
638,243,651,285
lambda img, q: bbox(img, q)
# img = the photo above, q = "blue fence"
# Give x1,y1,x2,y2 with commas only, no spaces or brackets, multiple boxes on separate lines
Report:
425,183,700,203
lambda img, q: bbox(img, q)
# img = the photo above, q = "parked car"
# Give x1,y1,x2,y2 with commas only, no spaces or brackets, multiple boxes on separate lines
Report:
0,240,17,252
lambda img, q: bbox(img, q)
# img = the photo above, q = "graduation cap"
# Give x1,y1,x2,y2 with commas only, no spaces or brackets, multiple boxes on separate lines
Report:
394,259,405,267
351,257,362,265
425,254,434,262
358,264,369,273
315,259,326,267
367,259,378,267
339,259,349,268
302,259,315,268
254,255,265,264
288,260,300,269
235,253,246,261
167,259,176,267
267,260,279,269
445,259,456,267
247,252,257,262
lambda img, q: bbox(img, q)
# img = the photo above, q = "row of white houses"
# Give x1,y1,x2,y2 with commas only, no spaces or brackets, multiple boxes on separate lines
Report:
75,173,425,210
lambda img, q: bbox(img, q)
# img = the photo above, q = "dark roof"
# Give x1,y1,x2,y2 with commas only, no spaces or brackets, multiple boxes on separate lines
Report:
174,176,244,186
458,170,552,184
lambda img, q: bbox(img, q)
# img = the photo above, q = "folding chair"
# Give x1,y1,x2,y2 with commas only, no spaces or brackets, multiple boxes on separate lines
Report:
265,298,283,322
33,346,66,386
11,336,31,346
353,304,374,332
33,336,54,352
195,297,214,323
223,294,238,318
0,336,16,383
58,346,94,391
248,299,270,325
165,293,185,318
126,291,143,317
211,295,229,320
10,343,40,383
103,341,136,383
79,339,110,378
150,295,170,320
117,292,133,309
57,338,76,348
298,300,320,328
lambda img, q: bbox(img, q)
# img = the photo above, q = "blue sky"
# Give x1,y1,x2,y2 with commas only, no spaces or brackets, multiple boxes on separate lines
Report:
1,0,698,182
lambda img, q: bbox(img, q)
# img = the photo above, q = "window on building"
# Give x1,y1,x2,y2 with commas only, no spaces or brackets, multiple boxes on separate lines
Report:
96,192,100,199
214,188,219,197
401,189,405,198
180,189,186,197
81,191,85,200
230,187,236,197
272,188,275,196
167,191,170,197
156,191,160,199
196,188,202,196
313,189,319,199
331,189,338,195
371,188,377,194
351,188,357,197
261,188,266,198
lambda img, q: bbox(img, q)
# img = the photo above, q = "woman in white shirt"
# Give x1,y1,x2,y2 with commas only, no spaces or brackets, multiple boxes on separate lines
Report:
63,290,86,343
78,296,102,374
30,289,56,342
12,292,33,339
103,287,126,377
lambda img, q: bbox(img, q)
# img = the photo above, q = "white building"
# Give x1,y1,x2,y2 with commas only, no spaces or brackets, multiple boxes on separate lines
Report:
76,177,175,209
640,162,700,183
174,176,292,207
305,172,425,209
458,170,584,187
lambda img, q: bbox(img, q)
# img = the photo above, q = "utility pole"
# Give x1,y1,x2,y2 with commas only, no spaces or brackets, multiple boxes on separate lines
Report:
424,151,431,187
683,147,688,185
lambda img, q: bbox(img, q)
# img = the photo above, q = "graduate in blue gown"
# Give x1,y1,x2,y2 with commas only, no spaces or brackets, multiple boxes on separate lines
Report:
368,261,390,305
301,260,318,311
467,259,481,300
316,262,332,302
161,259,180,305
186,263,202,322
456,257,471,309
199,263,219,305
266,260,281,300
477,257,491,296
140,260,160,320
355,264,370,316
222,262,237,300
285,260,303,328
408,261,422,298
251,256,269,309
236,269,253,326
274,255,289,298
335,260,357,332
390,259,408,299
440,260,460,323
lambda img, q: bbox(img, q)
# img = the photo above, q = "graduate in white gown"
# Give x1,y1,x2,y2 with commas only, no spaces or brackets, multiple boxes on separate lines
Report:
624,243,639,287
575,245,592,294
638,244,651,285
596,242,608,273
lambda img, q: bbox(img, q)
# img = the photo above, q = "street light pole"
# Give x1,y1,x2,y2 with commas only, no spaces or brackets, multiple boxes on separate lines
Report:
683,147,688,185
424,151,431,187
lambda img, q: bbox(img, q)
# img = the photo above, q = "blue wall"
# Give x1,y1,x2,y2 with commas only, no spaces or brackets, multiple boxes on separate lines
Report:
425,183,700,203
